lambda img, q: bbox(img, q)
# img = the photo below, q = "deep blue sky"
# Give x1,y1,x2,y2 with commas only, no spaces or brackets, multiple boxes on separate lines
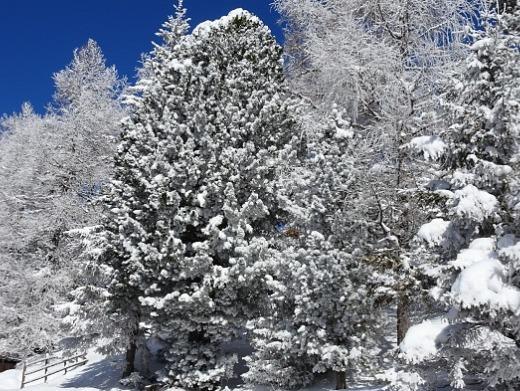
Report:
0,1,282,116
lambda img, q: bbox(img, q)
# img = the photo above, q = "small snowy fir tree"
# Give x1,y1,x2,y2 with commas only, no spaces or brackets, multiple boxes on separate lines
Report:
244,241,385,390
244,109,389,390
74,5,301,389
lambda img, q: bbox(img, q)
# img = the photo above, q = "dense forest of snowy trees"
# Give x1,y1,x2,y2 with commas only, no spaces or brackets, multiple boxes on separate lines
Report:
1,0,519,390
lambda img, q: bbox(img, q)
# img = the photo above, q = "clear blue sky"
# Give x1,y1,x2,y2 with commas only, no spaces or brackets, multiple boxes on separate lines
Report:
0,1,282,116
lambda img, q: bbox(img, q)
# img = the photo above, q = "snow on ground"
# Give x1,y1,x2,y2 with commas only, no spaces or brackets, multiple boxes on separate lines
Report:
0,350,128,391
0,369,21,390
243,374,383,391
0,345,384,391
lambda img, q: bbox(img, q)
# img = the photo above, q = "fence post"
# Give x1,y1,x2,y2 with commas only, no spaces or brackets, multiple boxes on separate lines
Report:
44,354,49,383
64,357,67,374
20,360,26,389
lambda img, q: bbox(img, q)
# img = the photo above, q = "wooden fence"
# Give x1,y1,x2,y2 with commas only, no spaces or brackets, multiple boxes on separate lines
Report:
20,352,87,389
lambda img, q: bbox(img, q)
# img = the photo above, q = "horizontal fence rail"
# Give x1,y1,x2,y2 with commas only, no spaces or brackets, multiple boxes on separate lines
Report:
20,352,87,389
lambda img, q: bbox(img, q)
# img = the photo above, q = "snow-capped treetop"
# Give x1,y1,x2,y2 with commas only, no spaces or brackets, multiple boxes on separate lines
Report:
193,8,270,37
156,0,190,47
53,39,122,109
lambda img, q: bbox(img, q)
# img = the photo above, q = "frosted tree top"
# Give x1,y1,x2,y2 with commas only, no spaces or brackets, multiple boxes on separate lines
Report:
193,8,271,36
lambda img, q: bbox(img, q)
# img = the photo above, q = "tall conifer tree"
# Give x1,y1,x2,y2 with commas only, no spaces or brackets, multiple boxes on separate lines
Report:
75,5,301,388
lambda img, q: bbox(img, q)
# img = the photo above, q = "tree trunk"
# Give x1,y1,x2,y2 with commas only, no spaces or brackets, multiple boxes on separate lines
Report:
397,293,411,346
137,342,151,378
122,338,137,378
335,371,347,390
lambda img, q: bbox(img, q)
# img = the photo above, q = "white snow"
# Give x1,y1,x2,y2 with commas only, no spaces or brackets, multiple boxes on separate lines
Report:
178,293,193,303
335,127,354,139
433,189,455,199
368,163,388,173
453,184,498,222
377,368,425,390
310,231,325,242
467,154,513,177
449,237,520,313
168,58,193,72
238,374,383,391
399,317,451,363
498,234,520,262
450,170,475,187
416,218,451,247
451,252,520,312
0,369,21,390
197,189,208,207
451,237,496,269
407,135,446,160
403,235,520,363
208,215,224,227
470,37,494,51
0,349,386,391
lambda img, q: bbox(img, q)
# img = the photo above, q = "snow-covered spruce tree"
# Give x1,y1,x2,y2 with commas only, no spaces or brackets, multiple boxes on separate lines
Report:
395,8,520,389
244,109,390,390
75,6,301,388
0,40,124,358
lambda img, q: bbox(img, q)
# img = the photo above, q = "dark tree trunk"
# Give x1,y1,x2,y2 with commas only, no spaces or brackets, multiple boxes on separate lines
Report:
122,338,137,378
122,317,140,379
335,371,347,390
397,293,411,345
